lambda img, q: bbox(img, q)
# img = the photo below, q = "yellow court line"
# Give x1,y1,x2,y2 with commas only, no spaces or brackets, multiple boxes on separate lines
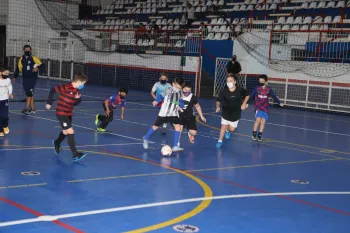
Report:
82,150,213,233
196,116,350,156
66,157,341,184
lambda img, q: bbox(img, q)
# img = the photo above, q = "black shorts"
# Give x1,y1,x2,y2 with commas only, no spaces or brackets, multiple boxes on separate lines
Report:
180,115,197,131
56,115,72,130
23,79,37,94
154,116,181,127
0,99,9,118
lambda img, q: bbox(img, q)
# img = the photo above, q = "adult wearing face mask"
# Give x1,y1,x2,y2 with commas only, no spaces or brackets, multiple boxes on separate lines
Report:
227,55,242,75
215,73,249,148
13,45,42,115
151,73,172,134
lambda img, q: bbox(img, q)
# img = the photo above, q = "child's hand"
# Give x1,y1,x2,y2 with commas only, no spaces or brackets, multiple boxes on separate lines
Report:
241,104,248,110
178,107,183,112
152,101,158,106
200,116,207,123
279,103,284,107
105,110,110,117
216,107,220,113
9,94,14,99
46,104,51,110
75,93,81,99
120,114,124,120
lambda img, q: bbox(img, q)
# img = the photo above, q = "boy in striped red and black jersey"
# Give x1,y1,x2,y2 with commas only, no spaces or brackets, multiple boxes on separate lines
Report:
46,73,88,162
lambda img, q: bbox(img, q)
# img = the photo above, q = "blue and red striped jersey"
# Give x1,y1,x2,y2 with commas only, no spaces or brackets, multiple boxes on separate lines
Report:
249,86,280,113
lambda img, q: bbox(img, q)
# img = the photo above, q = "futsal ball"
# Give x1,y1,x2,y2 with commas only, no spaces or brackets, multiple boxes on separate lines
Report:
161,145,172,156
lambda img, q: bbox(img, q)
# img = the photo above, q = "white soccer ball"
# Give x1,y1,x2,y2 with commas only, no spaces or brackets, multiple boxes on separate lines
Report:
161,145,172,156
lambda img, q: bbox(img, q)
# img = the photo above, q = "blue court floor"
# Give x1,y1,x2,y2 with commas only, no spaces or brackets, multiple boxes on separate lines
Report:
0,99,350,233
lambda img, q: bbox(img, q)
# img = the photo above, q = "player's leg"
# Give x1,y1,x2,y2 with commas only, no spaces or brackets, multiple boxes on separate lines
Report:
187,116,197,144
172,117,184,152
0,101,4,136
65,117,87,161
257,115,268,141
96,103,106,126
143,117,162,149
1,99,9,134
252,115,261,140
216,121,228,148
53,115,68,154
29,80,36,113
98,110,113,132
22,85,31,114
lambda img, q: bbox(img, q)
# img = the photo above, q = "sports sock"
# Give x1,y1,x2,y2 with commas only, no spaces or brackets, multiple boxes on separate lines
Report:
173,131,180,147
56,132,66,145
144,127,156,140
67,134,78,155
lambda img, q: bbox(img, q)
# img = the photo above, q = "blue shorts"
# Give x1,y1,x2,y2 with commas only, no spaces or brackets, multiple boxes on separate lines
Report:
255,110,268,120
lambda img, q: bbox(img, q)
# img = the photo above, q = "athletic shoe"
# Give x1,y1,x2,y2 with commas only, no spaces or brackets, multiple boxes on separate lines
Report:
0,132,4,137
172,146,184,152
3,127,9,135
73,152,87,162
216,141,223,148
32,108,36,114
52,139,62,155
188,132,195,144
22,109,29,115
95,114,99,125
97,127,106,132
143,137,149,149
257,135,262,142
225,130,231,139
252,134,256,140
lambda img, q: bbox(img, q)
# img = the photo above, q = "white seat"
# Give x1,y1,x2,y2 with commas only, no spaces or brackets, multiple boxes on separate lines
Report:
300,2,308,9
175,40,184,47
300,25,308,30
308,2,317,8
244,0,250,4
214,33,222,40
291,25,299,30
333,16,341,23
336,1,345,8
206,0,213,6
313,16,323,24
286,17,294,24
326,1,335,8
294,16,302,24
233,5,240,11
217,18,224,25
317,2,326,8
282,24,290,30
218,0,224,6
206,32,215,40
247,5,254,11
221,33,229,40
211,18,218,25
310,24,319,30
213,25,220,32
324,16,332,24
273,24,281,30
303,17,312,24
239,5,247,11
219,25,227,32
269,3,277,10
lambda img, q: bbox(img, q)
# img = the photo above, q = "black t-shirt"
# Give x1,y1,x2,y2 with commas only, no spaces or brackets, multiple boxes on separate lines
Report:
217,87,249,121
180,94,198,118
227,61,242,74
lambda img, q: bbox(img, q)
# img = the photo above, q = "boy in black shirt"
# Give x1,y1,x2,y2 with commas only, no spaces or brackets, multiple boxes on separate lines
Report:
215,73,249,148
178,83,206,146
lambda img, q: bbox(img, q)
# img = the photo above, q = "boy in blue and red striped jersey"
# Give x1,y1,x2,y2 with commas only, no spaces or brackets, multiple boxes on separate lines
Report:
46,73,88,162
249,75,283,141
95,88,128,132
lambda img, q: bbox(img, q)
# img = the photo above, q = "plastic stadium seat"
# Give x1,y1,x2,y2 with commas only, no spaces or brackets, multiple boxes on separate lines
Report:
324,16,332,24
285,17,294,24
273,24,281,30
294,16,302,24
206,33,215,40
269,3,277,10
174,19,180,25
244,0,250,4
233,5,239,11
213,25,220,32
247,5,254,11
313,16,323,24
291,25,299,30
221,33,229,40
219,25,227,32
336,1,345,8
333,16,341,23
212,0,218,6
300,2,308,9
214,33,222,40
218,0,224,6
282,24,290,30
309,2,317,8
239,5,247,11
206,1,213,6
300,25,308,30
251,0,257,4
195,6,201,12
303,17,312,24
326,1,335,8
317,2,326,8
211,18,218,25
175,40,184,47
217,18,224,25
310,24,319,30
142,40,149,46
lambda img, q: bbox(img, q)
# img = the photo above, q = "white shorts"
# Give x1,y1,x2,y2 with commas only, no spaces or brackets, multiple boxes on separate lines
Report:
221,118,239,128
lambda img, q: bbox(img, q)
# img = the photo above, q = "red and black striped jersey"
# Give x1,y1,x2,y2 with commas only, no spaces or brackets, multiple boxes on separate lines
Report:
47,83,81,116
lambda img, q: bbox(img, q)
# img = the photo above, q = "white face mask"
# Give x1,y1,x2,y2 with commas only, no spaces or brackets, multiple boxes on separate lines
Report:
227,82,234,89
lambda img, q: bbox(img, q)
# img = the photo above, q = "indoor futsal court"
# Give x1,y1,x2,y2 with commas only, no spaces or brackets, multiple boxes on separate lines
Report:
0,93,350,233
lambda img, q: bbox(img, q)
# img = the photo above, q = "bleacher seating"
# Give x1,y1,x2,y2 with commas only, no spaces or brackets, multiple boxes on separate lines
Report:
71,0,350,43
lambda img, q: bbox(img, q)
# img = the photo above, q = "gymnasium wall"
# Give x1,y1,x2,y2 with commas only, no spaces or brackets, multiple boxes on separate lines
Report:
0,0,8,25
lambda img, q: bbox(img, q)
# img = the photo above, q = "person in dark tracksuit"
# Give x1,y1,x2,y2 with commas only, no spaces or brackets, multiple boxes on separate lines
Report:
13,45,42,115
226,55,242,75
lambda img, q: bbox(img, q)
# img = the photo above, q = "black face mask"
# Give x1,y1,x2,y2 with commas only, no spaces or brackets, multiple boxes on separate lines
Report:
232,57,236,62
160,80,167,85
119,95,125,99
259,82,265,86
24,51,31,56
1,75,9,79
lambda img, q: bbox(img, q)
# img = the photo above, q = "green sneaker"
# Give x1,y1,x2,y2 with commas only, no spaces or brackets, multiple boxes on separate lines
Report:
97,128,106,132
95,114,99,125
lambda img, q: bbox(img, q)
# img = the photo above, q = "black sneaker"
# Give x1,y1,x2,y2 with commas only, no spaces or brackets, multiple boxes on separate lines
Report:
22,109,29,115
257,135,262,142
52,139,62,155
73,152,87,162
32,108,36,114
252,134,257,140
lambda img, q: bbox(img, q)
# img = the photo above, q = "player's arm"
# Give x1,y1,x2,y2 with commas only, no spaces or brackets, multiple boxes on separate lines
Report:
241,88,250,110
104,98,111,117
32,56,42,72
248,87,257,102
74,92,82,106
269,89,283,106
153,88,167,106
7,79,13,99
120,100,126,120
216,90,224,112
151,83,157,99
46,85,62,109
194,102,206,123
237,62,242,73
12,63,20,83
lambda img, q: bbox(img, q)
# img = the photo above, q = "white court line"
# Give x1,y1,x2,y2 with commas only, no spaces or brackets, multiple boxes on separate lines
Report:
0,143,144,151
205,113,350,137
0,191,349,227
9,112,155,143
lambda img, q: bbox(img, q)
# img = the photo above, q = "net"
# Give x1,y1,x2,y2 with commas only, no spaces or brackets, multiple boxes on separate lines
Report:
237,29,350,79
3,0,202,102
